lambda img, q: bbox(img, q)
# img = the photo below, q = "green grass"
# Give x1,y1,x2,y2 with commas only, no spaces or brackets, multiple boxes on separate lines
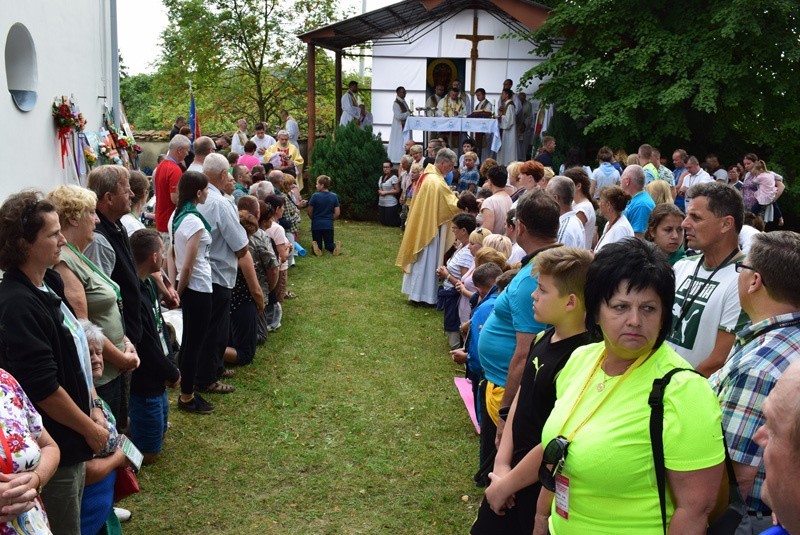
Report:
124,218,482,534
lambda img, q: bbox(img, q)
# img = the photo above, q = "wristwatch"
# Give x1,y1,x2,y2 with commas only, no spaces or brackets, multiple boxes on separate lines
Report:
92,399,104,409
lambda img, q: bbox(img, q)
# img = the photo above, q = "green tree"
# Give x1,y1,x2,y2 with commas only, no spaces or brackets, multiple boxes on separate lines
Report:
120,73,160,130
522,0,800,173
149,0,347,134
310,121,387,220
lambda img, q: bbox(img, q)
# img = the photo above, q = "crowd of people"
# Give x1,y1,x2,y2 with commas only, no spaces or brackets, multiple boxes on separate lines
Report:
0,114,344,533
393,138,799,533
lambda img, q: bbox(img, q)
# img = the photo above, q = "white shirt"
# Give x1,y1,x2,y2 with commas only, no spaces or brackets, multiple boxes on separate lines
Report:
120,213,145,237
231,130,248,155
682,169,714,192
667,255,745,367
251,134,277,163
594,215,635,252
170,212,213,293
508,243,526,264
739,225,760,255
573,200,596,249
557,210,586,248
196,184,249,288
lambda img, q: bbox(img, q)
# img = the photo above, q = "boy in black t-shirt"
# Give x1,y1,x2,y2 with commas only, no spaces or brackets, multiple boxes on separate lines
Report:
472,247,594,535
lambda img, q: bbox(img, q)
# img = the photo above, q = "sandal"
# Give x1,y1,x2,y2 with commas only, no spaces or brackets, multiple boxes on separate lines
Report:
221,368,236,379
285,290,298,299
197,381,235,394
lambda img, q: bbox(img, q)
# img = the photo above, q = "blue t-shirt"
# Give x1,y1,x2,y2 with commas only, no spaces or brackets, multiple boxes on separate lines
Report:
308,190,340,230
478,261,546,386
467,291,498,373
458,169,479,192
623,190,655,234
444,171,454,186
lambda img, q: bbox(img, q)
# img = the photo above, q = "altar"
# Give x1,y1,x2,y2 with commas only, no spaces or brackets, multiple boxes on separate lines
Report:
402,117,502,152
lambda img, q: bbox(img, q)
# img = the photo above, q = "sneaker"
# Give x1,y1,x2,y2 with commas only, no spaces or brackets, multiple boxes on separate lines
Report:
178,394,214,414
312,241,323,256
114,507,132,522
333,241,342,256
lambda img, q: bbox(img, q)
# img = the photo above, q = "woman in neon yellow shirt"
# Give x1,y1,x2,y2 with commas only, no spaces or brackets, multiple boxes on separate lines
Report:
485,238,725,534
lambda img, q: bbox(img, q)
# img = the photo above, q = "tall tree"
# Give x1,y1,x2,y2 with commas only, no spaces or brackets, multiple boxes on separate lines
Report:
152,0,346,133
522,0,800,170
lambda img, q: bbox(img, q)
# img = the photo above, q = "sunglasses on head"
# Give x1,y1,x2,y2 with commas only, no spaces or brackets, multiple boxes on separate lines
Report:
539,435,569,492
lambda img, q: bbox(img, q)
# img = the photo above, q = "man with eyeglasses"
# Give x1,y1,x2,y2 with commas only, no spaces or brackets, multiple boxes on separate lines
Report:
709,231,800,533
667,182,749,376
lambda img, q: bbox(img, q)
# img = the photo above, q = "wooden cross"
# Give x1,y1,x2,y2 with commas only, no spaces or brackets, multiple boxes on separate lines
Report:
456,13,494,98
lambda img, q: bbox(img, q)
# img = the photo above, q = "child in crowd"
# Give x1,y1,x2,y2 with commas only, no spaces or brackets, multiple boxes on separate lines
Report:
459,138,480,174
264,194,290,331
129,230,181,464
237,141,261,172
450,263,504,426
307,175,341,256
458,151,480,193
474,247,594,535
400,163,423,231
256,200,282,341
745,160,777,215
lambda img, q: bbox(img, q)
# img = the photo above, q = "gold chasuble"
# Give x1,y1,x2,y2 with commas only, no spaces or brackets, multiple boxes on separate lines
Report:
395,164,460,273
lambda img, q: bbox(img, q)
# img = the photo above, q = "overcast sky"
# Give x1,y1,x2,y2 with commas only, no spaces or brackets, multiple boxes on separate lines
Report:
118,0,398,75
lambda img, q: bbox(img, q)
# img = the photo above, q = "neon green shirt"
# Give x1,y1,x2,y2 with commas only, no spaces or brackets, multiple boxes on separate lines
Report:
542,342,724,534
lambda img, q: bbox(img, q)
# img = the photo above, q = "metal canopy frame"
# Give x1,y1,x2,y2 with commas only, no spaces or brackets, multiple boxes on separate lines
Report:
298,0,550,167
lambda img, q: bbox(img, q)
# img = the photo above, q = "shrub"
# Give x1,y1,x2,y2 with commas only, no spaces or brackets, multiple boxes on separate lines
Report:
310,121,387,220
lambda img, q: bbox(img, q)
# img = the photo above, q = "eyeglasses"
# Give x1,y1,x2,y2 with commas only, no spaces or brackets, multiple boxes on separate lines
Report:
539,435,569,492
734,261,757,274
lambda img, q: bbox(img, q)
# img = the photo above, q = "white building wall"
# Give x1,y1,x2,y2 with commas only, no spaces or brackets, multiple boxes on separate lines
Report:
0,1,113,202
370,9,547,143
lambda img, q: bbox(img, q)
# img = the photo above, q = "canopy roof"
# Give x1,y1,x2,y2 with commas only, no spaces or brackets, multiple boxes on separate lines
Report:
299,0,550,52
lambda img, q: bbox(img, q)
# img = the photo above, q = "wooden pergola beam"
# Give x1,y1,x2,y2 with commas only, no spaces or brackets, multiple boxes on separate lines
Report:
307,42,316,165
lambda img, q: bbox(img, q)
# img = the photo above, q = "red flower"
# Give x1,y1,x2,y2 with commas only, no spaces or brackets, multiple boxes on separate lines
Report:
5,433,26,453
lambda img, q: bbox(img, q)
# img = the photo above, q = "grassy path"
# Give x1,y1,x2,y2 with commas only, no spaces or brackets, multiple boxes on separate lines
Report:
125,218,481,533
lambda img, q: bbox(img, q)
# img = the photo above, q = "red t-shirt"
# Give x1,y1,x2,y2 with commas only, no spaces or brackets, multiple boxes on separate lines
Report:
154,159,183,232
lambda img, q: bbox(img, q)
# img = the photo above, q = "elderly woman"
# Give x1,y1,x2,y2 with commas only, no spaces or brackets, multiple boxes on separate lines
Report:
400,162,423,231
436,213,477,349
47,185,139,424
171,171,216,414
594,186,633,252
646,204,686,265
264,129,304,183
485,239,724,533
79,320,130,535
0,192,109,532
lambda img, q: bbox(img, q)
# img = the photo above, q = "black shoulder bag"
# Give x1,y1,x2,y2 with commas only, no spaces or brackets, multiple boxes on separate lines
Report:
649,368,747,535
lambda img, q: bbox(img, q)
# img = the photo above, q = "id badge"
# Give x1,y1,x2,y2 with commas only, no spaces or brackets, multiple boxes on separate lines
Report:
159,332,169,355
555,473,570,519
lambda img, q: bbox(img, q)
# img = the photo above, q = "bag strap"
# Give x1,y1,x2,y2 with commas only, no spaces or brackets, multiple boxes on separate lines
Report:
648,368,740,535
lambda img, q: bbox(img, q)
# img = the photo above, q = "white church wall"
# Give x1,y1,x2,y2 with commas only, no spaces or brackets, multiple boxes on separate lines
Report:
0,1,113,202
370,8,546,149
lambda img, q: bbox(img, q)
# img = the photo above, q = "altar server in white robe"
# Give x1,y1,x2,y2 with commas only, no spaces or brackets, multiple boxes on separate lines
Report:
497,88,518,165
340,81,362,126
388,86,411,163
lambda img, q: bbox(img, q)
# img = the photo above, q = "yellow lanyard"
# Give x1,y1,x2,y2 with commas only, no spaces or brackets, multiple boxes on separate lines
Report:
558,350,651,441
